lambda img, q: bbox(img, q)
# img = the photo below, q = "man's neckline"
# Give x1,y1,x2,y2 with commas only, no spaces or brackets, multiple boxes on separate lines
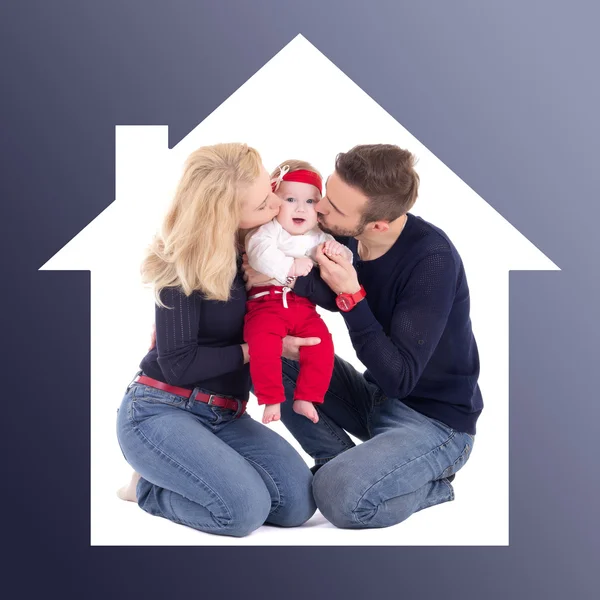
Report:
355,213,413,263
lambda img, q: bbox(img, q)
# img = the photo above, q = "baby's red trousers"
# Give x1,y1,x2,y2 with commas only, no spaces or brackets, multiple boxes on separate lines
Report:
244,286,334,405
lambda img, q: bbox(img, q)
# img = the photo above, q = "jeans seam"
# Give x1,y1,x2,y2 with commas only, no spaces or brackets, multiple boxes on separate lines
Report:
440,477,455,501
414,479,455,513
128,415,232,523
242,457,283,515
150,506,231,531
440,438,473,479
351,430,457,525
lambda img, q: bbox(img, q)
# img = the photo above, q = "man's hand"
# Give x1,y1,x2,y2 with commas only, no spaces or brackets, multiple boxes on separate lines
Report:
242,253,272,291
149,323,156,350
282,335,321,361
290,257,314,277
314,243,361,295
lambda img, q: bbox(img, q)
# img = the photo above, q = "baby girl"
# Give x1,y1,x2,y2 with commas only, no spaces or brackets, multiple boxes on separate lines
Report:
244,160,352,424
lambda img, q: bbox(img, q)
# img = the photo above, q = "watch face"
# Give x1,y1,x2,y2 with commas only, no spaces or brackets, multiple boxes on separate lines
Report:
336,295,352,311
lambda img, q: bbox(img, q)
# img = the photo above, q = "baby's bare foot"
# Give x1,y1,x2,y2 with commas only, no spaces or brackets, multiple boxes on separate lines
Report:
263,404,281,424
293,400,319,423
117,471,141,502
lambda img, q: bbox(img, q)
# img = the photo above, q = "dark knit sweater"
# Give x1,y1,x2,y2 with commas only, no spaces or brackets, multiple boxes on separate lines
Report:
293,213,483,434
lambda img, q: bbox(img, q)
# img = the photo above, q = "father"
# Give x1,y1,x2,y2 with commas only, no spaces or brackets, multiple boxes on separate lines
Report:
245,144,483,529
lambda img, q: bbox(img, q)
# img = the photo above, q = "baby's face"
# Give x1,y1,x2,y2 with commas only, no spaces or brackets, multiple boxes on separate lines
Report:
275,180,321,235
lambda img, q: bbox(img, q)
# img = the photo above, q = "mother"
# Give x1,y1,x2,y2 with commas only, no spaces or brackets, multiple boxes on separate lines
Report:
116,143,317,537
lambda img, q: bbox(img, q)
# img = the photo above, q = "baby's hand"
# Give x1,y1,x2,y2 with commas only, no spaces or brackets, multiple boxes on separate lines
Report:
290,257,314,277
323,240,346,257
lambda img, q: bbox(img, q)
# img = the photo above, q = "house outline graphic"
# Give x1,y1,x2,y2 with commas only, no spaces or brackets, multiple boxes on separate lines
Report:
40,35,559,546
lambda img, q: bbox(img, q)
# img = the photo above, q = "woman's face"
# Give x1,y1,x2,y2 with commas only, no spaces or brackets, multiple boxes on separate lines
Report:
238,165,281,230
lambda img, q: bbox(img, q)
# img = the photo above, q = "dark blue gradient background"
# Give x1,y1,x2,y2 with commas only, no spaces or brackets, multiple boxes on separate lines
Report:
2,1,598,598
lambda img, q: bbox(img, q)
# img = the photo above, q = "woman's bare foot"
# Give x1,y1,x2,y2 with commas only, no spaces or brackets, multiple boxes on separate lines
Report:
117,471,141,502
293,400,319,423
262,404,281,424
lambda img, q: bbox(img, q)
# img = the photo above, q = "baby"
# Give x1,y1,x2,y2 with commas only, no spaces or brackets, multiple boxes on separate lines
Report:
244,160,352,424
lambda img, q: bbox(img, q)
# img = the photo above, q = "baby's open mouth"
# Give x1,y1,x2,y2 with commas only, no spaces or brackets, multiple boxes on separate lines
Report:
292,218,305,225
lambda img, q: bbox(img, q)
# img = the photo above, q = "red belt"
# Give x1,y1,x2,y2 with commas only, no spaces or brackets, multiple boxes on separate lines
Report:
135,375,246,416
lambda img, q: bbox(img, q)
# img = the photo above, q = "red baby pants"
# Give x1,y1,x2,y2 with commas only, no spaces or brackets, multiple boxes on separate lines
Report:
244,286,334,405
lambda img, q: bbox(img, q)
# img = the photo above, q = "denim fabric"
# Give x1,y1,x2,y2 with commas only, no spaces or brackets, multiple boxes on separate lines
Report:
116,381,316,537
281,356,474,529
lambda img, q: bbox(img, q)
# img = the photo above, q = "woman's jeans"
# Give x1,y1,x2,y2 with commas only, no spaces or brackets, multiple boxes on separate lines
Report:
281,356,475,529
116,380,316,537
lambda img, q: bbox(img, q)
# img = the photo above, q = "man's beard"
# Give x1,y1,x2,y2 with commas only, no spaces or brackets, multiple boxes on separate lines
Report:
317,215,366,238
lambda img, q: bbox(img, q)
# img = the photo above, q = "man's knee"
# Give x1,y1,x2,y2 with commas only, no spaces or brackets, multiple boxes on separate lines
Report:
312,459,367,529
312,455,418,529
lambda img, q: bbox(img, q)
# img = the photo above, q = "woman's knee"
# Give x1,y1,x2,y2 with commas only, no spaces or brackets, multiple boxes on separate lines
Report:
267,465,316,528
214,480,272,537
248,436,316,528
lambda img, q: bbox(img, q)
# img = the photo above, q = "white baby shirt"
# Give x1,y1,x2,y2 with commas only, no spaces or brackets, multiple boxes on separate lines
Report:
245,218,353,285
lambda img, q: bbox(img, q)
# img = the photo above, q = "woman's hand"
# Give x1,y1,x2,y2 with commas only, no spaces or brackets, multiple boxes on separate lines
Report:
242,254,272,291
241,343,249,364
314,243,361,295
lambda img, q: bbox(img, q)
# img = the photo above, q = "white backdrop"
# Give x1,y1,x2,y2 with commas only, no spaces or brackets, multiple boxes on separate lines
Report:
41,35,558,545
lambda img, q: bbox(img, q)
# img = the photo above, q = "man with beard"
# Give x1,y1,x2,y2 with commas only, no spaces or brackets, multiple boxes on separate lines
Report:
243,144,483,529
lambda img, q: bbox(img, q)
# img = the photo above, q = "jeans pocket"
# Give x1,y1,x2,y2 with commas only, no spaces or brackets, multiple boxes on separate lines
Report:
129,384,188,425
208,405,225,425
132,384,187,408
188,397,234,427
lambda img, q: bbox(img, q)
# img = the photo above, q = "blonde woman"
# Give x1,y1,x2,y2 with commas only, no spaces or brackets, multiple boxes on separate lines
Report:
116,144,318,537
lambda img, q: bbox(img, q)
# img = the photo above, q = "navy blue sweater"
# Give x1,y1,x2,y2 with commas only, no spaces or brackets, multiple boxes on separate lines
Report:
293,213,483,434
139,257,250,400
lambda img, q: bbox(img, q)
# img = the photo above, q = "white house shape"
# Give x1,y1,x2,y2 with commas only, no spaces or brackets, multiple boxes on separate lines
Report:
40,35,558,547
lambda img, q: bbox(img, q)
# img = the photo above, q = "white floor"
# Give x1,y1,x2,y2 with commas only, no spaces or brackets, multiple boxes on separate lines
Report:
93,414,506,546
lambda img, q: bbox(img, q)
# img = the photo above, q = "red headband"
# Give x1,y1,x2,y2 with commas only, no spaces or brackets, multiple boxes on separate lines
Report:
272,169,322,194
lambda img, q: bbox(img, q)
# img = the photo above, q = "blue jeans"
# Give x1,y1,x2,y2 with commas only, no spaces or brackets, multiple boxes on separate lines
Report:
116,381,316,537
281,356,474,529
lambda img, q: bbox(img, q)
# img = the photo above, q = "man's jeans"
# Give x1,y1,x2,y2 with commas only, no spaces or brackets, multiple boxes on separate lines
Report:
281,356,474,529
117,381,316,537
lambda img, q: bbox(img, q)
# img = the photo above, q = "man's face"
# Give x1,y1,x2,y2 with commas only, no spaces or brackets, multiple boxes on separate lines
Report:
316,171,369,237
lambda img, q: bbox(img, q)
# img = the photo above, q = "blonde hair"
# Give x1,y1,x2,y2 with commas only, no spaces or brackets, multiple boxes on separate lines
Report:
142,143,262,306
270,159,322,193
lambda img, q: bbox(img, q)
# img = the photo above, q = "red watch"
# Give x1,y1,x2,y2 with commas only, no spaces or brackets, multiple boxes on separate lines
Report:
335,285,367,312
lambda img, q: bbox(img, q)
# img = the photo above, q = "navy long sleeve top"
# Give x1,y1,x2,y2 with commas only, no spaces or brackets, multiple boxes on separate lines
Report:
139,257,250,400
293,213,483,435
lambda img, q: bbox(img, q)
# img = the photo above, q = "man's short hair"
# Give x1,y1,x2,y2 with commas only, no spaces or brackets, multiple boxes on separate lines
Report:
335,144,420,224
